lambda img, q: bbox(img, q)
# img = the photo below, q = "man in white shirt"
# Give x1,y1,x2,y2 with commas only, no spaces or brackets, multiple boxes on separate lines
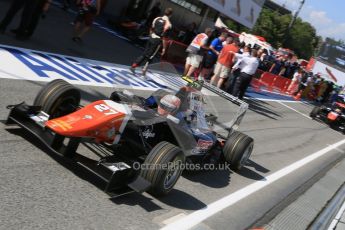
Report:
231,49,259,99
130,8,173,76
226,45,250,94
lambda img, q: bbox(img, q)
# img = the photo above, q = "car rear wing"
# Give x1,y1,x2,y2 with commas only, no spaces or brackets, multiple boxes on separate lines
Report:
182,76,249,135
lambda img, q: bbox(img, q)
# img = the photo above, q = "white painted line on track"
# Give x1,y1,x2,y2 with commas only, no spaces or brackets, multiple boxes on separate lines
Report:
161,213,187,225
277,101,312,119
278,102,345,136
329,145,345,154
246,97,302,103
161,139,345,230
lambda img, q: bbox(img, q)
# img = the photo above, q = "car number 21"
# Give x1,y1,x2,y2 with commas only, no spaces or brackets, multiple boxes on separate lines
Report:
94,104,119,115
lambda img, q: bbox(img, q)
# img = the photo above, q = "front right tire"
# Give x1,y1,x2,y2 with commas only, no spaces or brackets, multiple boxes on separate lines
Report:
140,141,185,196
223,131,254,171
310,106,321,119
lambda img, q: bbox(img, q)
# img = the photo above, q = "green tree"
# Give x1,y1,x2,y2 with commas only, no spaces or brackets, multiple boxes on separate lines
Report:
222,7,319,59
245,8,319,59
252,8,288,48
223,17,248,33
285,18,317,59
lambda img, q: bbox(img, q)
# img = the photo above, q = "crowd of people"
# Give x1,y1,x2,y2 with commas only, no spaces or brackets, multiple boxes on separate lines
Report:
288,70,344,104
1,1,343,103
180,26,345,102
263,49,344,103
182,30,263,99
130,6,342,102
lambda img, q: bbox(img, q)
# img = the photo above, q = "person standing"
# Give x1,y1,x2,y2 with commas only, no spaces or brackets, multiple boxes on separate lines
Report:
284,55,299,79
257,48,269,71
183,28,212,78
0,0,37,36
287,68,303,94
293,71,309,96
321,82,334,104
210,37,238,88
231,49,259,99
72,0,101,42
316,78,328,101
19,0,51,38
269,56,284,75
130,8,173,76
198,32,228,80
226,45,251,94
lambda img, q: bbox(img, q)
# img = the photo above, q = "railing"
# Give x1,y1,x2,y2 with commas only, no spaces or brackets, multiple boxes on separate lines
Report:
161,39,188,66
251,72,292,95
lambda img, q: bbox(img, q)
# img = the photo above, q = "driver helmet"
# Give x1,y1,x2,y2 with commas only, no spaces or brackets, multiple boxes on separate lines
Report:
158,95,181,116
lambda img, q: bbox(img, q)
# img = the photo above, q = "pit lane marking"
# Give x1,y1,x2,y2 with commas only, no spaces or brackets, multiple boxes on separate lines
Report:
161,213,187,225
277,101,311,119
278,102,345,135
160,139,345,230
245,97,303,103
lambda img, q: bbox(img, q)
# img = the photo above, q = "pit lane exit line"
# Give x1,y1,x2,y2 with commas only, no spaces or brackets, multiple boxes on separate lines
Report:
161,139,345,230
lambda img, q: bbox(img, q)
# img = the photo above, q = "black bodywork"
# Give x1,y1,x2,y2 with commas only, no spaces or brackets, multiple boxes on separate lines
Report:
310,98,345,134
5,79,250,197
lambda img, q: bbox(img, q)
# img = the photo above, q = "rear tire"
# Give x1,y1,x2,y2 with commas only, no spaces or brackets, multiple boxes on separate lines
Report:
140,141,185,196
310,106,321,119
223,131,254,171
34,79,80,119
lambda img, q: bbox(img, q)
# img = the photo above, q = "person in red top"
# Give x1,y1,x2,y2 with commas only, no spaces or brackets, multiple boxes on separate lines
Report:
210,37,239,88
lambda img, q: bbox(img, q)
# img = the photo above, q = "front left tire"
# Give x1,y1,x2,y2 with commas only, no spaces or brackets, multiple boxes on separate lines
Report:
34,79,80,119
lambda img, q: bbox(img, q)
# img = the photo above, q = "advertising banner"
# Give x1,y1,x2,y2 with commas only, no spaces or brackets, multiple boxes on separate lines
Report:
312,59,345,86
200,0,265,28
0,45,185,91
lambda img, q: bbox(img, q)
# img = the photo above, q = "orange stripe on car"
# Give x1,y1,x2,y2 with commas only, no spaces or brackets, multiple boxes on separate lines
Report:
56,120,73,129
49,120,67,131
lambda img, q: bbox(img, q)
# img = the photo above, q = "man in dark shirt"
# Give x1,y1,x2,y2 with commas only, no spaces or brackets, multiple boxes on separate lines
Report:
130,8,173,76
198,32,228,80
269,56,284,75
0,0,36,35
19,0,51,38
